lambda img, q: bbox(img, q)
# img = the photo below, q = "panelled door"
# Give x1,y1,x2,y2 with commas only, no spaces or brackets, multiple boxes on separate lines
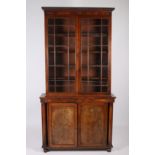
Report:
48,103,77,148
78,102,108,148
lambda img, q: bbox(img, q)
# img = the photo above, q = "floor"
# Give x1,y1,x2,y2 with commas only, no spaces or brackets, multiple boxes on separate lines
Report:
26,125,129,155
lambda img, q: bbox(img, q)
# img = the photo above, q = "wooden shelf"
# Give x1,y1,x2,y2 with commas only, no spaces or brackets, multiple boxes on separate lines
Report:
49,51,75,53
82,65,108,67
81,33,108,37
49,79,76,82
82,77,107,80
49,65,75,67
81,84,108,87
81,51,108,54
48,33,75,37
49,84,75,87
48,25,75,27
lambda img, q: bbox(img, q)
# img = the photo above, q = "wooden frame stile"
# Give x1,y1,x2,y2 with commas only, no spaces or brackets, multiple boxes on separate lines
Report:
108,13,112,94
45,14,49,94
40,95,48,151
40,7,116,152
107,102,113,151
107,14,113,152
76,16,81,93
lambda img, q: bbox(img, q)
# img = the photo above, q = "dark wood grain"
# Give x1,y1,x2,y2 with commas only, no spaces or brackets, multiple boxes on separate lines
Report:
48,103,77,148
79,102,108,147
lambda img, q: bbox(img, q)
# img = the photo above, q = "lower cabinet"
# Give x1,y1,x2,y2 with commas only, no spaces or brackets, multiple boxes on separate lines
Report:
47,101,109,150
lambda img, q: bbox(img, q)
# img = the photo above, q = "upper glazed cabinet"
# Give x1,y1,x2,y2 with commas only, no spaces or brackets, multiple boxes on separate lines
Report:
45,8,113,94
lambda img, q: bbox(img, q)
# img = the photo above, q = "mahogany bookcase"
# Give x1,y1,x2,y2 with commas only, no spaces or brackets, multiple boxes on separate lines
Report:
40,7,116,152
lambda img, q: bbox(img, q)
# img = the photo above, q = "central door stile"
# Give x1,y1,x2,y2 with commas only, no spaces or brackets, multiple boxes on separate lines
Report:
76,16,81,93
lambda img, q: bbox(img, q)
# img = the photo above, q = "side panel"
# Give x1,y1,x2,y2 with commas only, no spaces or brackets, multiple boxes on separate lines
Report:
48,103,77,148
78,102,108,148
107,102,113,147
41,101,48,148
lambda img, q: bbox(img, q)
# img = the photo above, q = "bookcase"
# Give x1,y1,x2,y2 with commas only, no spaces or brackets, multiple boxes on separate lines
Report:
40,7,116,152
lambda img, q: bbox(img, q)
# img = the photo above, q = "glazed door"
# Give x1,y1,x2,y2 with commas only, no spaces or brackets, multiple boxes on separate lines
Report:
47,17,76,93
48,103,77,148
80,17,110,93
78,102,108,148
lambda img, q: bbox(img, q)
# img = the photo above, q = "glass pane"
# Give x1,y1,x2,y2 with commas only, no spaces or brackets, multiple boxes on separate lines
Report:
48,17,76,92
81,18,109,93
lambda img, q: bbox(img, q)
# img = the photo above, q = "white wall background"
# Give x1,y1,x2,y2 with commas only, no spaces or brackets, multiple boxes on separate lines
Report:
26,1,128,154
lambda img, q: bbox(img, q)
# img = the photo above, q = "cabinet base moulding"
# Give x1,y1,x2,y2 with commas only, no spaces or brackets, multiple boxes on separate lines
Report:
42,146,113,153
